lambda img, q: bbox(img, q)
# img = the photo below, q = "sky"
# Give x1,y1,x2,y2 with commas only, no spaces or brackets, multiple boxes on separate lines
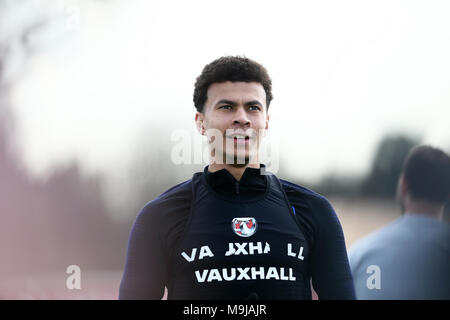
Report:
4,0,450,204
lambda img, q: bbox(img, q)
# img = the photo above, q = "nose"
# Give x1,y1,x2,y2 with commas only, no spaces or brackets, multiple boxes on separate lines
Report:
232,106,251,127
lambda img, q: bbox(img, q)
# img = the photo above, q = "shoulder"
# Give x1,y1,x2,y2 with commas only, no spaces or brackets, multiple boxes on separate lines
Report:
136,179,193,224
350,218,405,252
154,179,193,202
280,178,328,202
279,178,337,220
348,218,404,268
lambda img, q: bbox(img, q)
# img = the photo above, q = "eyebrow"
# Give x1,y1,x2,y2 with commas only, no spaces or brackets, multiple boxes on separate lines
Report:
214,99,263,108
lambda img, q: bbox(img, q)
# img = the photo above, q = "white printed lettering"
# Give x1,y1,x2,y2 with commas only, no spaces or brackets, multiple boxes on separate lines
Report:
194,267,297,283
181,248,197,262
236,267,251,280
195,269,208,283
207,269,222,282
249,242,263,254
234,243,248,255
251,267,265,280
280,267,289,280
289,268,296,281
263,242,270,254
298,246,305,260
222,268,236,281
287,243,296,257
198,246,214,260
225,243,235,256
287,243,305,260
266,267,280,280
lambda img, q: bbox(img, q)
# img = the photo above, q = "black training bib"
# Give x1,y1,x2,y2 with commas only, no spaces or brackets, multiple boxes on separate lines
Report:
167,172,312,300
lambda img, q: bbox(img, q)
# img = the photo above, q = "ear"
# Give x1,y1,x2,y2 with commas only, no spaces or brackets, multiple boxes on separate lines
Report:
396,174,407,210
265,113,270,131
401,175,408,194
195,112,206,135
398,174,409,198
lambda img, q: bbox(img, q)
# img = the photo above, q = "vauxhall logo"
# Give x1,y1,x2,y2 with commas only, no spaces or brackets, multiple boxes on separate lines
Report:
180,216,306,284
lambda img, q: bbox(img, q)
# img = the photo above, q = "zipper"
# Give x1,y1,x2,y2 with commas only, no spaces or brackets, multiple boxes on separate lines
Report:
235,182,240,195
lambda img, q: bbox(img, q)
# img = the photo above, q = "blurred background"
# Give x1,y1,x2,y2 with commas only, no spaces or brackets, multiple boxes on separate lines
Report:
0,0,449,299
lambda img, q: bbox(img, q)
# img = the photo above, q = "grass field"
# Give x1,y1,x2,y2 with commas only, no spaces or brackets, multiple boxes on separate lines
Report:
0,198,400,300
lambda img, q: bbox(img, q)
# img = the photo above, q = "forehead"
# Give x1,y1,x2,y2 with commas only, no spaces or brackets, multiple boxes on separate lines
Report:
206,81,266,106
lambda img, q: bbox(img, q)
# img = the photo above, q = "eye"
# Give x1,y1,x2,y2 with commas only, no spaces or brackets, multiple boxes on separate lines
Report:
249,105,261,111
219,105,233,110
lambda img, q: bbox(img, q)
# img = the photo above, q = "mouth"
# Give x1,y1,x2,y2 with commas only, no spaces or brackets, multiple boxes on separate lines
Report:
226,134,251,144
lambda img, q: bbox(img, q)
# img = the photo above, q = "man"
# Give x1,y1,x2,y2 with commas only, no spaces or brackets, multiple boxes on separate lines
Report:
119,56,355,299
349,145,450,299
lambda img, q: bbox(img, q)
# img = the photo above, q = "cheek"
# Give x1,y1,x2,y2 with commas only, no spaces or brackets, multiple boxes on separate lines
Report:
254,113,268,126
253,117,268,135
208,113,225,127
207,115,230,132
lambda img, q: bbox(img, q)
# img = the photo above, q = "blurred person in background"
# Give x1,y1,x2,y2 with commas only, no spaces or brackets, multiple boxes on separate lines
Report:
349,145,450,299
119,56,355,300
443,200,450,223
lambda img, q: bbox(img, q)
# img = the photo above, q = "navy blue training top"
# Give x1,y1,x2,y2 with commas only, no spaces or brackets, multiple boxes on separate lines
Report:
119,165,355,300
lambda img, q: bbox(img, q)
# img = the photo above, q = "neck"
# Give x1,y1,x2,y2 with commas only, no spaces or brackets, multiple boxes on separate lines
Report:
208,163,261,181
404,199,444,221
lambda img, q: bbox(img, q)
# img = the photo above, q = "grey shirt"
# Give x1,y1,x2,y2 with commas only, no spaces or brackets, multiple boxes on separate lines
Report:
348,214,450,300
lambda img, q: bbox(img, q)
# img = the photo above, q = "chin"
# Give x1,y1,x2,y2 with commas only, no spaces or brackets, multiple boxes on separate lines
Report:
225,155,250,166
229,162,248,168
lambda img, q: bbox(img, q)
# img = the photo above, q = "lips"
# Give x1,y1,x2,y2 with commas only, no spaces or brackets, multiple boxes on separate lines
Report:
224,130,258,147
230,135,249,140
226,135,250,144
225,132,253,140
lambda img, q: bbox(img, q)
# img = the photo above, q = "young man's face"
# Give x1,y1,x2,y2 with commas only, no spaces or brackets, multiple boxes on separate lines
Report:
195,81,269,167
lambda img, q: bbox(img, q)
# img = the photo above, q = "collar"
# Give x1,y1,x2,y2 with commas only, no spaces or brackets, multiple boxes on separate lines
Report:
203,164,268,199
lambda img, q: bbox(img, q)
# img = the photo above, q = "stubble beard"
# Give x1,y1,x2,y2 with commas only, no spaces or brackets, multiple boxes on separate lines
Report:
207,129,261,167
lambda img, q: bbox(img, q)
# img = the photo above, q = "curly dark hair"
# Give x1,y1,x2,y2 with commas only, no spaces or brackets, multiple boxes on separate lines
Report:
193,56,273,113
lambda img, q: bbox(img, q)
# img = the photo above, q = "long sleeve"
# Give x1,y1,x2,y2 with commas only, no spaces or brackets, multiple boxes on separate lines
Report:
309,198,356,299
119,204,168,299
